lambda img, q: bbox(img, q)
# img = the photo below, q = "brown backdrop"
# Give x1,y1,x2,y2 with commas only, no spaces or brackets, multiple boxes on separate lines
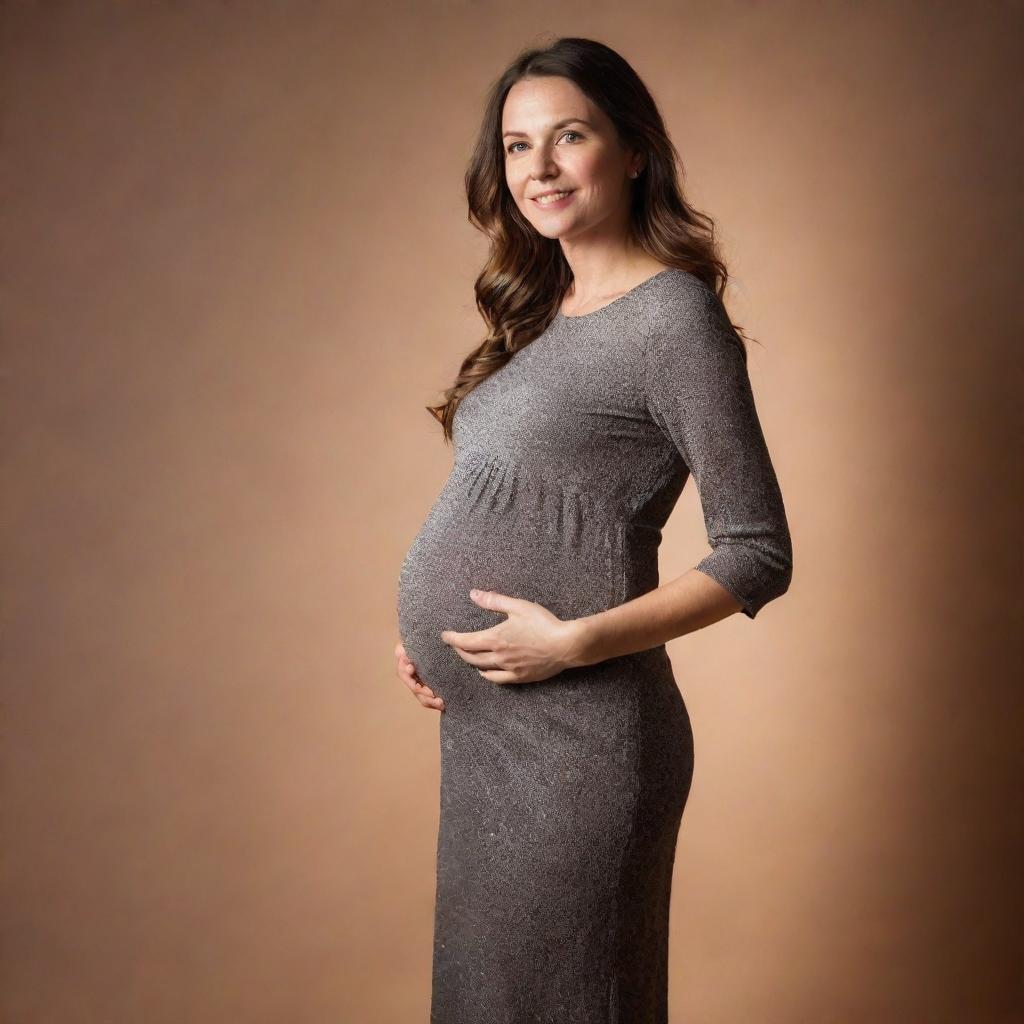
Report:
2,3,1021,1022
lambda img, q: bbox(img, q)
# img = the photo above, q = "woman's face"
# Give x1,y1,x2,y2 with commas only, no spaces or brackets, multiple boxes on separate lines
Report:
501,76,640,242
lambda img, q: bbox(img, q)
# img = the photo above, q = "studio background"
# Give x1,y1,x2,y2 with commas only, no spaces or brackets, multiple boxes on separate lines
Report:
2,3,1020,1022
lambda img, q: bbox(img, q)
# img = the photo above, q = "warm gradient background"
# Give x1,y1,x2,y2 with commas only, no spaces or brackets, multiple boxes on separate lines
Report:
2,3,1021,1023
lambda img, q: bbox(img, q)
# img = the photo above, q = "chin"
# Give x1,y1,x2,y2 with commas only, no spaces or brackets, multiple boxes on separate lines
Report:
530,218,578,239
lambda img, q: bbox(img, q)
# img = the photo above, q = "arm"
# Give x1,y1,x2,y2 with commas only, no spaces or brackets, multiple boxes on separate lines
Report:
566,281,793,667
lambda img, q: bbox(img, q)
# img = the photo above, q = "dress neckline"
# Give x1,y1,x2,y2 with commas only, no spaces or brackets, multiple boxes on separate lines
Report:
555,267,677,322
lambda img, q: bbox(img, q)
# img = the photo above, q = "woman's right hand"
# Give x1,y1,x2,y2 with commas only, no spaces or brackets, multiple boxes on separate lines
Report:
395,640,445,712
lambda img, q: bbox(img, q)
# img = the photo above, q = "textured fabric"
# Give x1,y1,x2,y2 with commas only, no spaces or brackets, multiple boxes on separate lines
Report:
397,267,792,1023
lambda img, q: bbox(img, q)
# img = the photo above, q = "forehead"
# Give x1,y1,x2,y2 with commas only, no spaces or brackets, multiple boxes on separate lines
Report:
501,76,600,131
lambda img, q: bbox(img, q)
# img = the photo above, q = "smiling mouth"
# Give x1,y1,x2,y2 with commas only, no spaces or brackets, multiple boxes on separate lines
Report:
532,190,575,206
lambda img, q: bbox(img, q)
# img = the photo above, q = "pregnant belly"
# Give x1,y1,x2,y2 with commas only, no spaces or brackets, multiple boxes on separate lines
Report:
397,514,622,704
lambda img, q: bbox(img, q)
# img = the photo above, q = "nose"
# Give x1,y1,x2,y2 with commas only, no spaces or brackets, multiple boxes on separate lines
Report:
527,145,559,181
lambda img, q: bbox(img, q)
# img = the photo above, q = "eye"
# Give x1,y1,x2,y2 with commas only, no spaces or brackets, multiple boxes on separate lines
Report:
505,130,583,155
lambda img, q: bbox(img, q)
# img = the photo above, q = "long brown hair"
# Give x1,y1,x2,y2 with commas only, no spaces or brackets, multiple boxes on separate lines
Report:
427,35,755,442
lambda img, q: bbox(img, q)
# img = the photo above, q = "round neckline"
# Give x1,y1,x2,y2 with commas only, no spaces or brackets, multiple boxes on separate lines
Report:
555,267,677,322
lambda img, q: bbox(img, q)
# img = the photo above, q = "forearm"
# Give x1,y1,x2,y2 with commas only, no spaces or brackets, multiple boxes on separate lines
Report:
565,568,743,668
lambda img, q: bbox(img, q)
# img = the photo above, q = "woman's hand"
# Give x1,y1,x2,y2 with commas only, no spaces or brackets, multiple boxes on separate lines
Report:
394,640,445,712
440,588,585,685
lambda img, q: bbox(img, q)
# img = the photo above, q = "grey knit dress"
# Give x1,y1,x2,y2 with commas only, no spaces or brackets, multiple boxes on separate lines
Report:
396,267,792,1023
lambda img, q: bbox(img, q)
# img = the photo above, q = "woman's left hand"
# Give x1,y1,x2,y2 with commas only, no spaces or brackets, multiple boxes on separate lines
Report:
440,588,586,684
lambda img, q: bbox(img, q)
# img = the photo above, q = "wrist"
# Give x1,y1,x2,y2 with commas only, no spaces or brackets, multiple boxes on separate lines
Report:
561,614,602,669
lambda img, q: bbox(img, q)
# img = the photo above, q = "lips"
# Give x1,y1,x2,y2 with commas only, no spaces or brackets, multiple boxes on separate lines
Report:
531,189,576,207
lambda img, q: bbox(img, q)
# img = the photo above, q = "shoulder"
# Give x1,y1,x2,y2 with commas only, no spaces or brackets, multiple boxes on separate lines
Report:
641,268,727,325
638,268,741,363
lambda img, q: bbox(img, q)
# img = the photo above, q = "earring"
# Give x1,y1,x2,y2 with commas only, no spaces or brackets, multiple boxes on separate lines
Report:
630,169,640,178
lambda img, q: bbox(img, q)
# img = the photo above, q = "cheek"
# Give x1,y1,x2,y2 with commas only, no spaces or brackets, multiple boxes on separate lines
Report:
565,150,608,187
573,177,620,217
511,175,535,208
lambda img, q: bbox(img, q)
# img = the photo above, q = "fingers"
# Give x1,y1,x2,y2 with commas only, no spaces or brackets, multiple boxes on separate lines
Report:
395,649,445,712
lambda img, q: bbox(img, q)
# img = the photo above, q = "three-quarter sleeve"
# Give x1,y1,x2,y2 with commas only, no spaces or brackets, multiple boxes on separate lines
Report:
642,280,793,618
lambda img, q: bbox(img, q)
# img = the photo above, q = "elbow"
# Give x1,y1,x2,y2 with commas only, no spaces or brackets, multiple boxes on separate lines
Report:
772,530,794,598
768,555,794,607
693,531,792,621
739,559,791,619
750,534,793,618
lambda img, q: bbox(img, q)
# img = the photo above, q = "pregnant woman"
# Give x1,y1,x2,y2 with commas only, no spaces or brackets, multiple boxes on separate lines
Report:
395,37,793,1024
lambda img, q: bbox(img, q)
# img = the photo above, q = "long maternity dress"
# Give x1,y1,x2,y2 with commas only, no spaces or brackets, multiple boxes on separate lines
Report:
396,267,793,1023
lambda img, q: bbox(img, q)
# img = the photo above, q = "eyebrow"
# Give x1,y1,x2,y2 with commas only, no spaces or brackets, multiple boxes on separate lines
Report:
501,118,595,139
